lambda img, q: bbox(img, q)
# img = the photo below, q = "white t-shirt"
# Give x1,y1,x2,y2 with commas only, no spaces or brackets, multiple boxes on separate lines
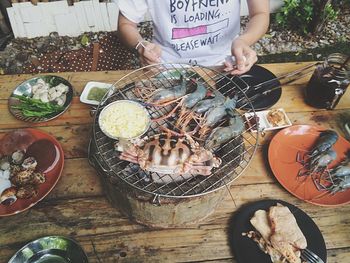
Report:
118,0,241,66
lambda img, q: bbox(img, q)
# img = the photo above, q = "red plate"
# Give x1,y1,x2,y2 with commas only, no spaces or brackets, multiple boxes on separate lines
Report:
268,124,350,206
0,128,64,216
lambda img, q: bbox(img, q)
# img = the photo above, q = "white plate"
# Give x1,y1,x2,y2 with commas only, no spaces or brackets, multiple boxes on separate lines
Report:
244,108,292,132
80,81,112,105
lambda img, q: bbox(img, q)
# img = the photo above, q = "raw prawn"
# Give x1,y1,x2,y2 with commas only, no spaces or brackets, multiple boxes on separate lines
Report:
205,113,244,149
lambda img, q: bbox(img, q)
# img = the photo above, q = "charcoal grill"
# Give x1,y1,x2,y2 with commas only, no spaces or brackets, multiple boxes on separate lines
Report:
88,63,259,227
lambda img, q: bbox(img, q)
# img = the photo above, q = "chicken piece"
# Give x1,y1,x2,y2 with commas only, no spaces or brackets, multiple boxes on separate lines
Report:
269,204,307,263
249,210,285,263
250,209,272,241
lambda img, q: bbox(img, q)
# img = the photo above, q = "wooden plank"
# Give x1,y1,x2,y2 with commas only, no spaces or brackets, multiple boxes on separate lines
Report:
0,70,128,99
0,124,92,158
0,97,93,129
0,185,349,262
0,64,349,263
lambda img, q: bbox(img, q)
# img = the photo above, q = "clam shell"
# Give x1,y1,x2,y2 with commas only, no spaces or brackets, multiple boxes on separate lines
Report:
11,150,25,165
22,157,38,170
0,186,17,206
16,185,37,199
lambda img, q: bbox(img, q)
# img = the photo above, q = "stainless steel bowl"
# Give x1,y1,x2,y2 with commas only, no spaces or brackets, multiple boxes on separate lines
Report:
8,236,88,263
98,99,151,140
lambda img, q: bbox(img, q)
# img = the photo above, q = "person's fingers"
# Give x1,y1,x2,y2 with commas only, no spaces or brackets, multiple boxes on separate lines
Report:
244,49,257,66
138,43,162,66
232,48,245,71
145,44,161,63
223,61,234,72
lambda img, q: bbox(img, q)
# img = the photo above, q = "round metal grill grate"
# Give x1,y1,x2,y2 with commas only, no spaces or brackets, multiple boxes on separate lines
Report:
91,63,259,198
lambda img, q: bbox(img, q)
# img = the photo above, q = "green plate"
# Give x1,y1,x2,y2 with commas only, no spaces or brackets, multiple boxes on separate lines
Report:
8,236,88,263
8,75,73,123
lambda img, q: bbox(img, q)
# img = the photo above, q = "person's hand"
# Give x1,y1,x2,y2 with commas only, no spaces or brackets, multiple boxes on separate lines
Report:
136,41,162,66
224,38,258,75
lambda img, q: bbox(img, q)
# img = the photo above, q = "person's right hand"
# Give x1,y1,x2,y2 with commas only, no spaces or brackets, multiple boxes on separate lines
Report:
136,41,162,66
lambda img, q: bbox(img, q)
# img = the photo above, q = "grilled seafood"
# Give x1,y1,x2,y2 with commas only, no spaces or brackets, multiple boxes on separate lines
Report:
202,97,237,127
175,83,208,132
317,163,350,194
148,75,187,104
297,148,337,177
183,82,207,108
115,133,221,176
199,96,238,138
205,114,244,149
297,130,339,178
309,130,338,158
192,90,225,114
319,150,350,193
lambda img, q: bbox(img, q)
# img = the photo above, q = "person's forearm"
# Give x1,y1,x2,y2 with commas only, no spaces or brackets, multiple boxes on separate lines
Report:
238,0,269,45
118,14,143,49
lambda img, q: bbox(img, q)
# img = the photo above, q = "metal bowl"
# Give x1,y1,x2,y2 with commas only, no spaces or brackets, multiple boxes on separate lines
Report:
98,100,151,140
8,236,88,263
8,75,73,123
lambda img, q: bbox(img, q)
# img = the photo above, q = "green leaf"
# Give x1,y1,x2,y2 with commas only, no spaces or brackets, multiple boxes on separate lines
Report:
81,34,90,46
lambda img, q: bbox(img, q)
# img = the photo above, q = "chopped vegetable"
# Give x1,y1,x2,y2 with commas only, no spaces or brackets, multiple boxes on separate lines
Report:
11,95,65,118
87,87,108,102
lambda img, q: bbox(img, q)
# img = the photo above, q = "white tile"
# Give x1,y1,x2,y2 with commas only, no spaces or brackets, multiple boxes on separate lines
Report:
54,13,81,37
10,5,26,37
24,22,48,38
38,1,69,14
92,0,105,31
74,2,90,33
107,2,119,31
82,1,97,31
100,3,111,31
12,2,33,8
6,8,19,38
67,6,84,35
19,6,42,23
38,2,69,34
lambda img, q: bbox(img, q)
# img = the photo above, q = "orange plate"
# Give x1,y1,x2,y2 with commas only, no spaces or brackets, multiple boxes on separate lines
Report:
0,128,64,216
268,124,350,206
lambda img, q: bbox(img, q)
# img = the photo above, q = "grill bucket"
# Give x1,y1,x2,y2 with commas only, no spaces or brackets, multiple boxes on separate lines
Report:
88,63,259,227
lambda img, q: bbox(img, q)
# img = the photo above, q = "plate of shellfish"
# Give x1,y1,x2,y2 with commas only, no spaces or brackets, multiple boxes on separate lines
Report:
8,75,73,123
0,128,64,216
268,125,350,206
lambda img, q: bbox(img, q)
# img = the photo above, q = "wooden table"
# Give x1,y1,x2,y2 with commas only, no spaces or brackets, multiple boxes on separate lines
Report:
0,62,349,263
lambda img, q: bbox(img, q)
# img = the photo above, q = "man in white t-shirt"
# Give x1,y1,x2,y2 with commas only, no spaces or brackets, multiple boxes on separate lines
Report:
117,0,269,75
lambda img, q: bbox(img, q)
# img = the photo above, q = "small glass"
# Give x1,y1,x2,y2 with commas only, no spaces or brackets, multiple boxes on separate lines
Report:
305,53,350,109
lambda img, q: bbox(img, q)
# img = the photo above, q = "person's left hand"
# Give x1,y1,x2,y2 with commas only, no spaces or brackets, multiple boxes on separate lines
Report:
223,38,258,75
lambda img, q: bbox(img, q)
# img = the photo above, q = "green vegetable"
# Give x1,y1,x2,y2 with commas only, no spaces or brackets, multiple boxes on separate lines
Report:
87,87,108,101
12,95,65,118
81,34,90,47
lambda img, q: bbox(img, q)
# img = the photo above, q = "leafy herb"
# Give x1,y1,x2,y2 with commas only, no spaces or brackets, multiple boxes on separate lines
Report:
12,95,65,118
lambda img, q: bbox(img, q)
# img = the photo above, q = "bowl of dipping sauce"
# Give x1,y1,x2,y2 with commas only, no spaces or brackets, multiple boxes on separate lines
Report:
98,100,150,140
